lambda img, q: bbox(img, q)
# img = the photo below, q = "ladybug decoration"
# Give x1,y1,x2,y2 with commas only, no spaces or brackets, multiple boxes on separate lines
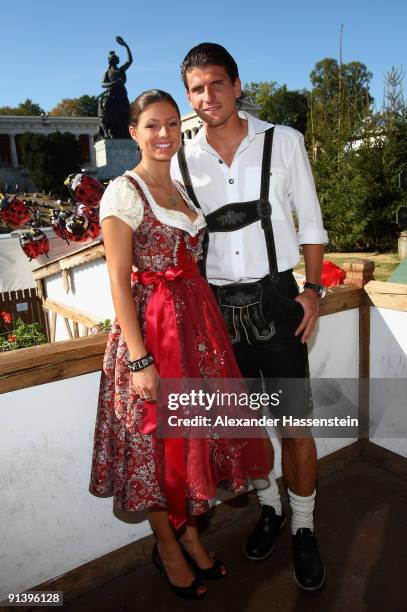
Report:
76,204,100,240
65,213,89,243
52,208,100,244
19,228,49,261
51,209,71,243
85,219,100,240
0,196,30,227
65,212,100,243
65,174,105,208
77,203,100,224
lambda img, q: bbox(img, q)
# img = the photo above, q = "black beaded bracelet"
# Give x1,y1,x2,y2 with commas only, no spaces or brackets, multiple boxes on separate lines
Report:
127,353,154,372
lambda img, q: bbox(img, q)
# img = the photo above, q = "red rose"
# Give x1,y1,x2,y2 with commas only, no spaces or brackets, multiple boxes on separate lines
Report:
1,311,12,324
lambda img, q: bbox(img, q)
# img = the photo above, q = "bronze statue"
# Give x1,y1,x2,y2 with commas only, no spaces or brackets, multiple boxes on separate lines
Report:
97,36,133,140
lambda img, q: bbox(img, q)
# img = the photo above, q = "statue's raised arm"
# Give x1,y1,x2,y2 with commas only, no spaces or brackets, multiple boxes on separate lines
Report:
116,35,133,72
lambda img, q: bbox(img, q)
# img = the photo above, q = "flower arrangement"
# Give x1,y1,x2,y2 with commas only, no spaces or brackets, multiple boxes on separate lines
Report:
0,311,47,351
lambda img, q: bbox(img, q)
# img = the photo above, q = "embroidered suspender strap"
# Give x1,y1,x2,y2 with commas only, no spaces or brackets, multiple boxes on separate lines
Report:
177,146,201,209
259,127,279,284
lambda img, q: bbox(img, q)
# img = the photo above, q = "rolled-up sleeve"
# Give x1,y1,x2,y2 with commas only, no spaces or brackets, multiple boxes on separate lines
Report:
288,134,328,245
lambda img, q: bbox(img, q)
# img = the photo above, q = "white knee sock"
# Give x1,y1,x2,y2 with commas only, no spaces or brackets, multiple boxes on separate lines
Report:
251,470,282,516
288,488,316,535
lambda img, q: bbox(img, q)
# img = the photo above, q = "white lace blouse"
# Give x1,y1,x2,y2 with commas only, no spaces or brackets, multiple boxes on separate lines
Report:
99,171,206,237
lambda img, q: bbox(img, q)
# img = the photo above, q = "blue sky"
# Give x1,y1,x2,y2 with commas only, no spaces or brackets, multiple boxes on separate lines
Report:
3,0,406,116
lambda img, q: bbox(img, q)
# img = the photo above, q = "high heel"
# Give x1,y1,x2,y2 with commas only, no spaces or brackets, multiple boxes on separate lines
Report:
179,541,227,579
152,543,207,600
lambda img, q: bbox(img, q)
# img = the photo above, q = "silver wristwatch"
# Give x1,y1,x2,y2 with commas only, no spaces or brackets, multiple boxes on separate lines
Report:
303,282,327,298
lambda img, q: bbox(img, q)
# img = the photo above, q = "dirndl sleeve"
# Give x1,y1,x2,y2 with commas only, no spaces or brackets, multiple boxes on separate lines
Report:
99,176,143,231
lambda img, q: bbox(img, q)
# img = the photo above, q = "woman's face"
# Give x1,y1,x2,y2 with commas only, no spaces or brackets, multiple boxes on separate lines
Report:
129,101,181,162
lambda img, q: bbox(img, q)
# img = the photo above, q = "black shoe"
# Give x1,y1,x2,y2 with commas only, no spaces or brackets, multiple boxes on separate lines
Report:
179,541,227,579
292,528,326,591
152,543,206,600
244,505,287,560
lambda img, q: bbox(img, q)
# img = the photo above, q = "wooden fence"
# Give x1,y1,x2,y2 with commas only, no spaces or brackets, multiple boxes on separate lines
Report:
0,288,49,340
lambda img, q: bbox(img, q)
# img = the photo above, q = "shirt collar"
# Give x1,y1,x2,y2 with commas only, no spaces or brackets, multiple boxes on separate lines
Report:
194,110,274,152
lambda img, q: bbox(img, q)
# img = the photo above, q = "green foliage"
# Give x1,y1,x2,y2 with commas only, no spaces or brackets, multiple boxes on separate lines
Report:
19,131,81,196
90,319,112,334
307,58,373,160
50,95,99,117
0,98,44,116
306,59,406,251
0,318,47,351
244,82,309,133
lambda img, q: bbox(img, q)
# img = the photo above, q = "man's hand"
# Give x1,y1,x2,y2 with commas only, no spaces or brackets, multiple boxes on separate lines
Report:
294,289,320,344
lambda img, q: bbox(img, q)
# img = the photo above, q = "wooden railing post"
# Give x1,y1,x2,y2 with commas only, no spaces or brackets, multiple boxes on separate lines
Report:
343,258,375,288
342,260,376,445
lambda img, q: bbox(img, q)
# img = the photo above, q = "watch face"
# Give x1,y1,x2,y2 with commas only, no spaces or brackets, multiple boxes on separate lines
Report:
320,285,327,299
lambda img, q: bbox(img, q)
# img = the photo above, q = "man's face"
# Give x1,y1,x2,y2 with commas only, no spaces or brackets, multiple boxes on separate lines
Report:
185,65,242,128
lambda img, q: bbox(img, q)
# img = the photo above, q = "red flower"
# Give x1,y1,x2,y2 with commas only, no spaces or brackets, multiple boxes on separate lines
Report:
8,334,17,342
1,311,12,324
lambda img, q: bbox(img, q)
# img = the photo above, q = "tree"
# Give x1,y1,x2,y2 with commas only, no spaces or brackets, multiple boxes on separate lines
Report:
50,95,99,117
0,99,44,116
305,58,389,250
244,82,309,134
19,132,81,196
307,58,373,161
381,67,407,229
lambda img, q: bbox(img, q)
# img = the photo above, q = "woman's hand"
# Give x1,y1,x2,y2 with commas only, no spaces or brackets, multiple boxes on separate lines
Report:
131,364,159,402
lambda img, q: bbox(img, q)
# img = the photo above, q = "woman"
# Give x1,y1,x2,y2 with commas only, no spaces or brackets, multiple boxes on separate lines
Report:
89,90,271,600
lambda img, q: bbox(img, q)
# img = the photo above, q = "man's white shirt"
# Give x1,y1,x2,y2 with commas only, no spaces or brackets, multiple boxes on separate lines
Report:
171,111,328,285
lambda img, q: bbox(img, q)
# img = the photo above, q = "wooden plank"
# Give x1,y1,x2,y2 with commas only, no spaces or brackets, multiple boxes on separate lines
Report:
43,299,100,328
32,261,61,280
358,292,370,440
319,285,363,316
60,243,105,271
35,280,44,301
62,269,71,293
366,293,407,312
0,334,107,394
364,280,407,295
72,321,80,338
64,318,73,339
32,242,105,279
50,312,57,343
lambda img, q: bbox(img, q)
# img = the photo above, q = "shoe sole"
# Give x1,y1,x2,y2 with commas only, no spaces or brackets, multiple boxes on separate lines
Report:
293,568,326,592
243,516,287,561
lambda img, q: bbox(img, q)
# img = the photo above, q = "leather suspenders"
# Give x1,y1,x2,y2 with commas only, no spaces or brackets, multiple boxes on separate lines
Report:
177,127,279,284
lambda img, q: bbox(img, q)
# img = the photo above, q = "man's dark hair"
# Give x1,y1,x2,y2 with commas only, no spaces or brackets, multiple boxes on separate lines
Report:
180,42,239,89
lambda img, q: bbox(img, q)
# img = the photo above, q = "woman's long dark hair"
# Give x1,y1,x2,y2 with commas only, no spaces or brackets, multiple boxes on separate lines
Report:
129,89,180,127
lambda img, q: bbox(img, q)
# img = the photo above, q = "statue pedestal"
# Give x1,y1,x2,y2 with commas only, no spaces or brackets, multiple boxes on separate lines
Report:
95,139,140,180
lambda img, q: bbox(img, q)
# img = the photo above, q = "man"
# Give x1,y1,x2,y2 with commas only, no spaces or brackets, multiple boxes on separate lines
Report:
171,42,328,591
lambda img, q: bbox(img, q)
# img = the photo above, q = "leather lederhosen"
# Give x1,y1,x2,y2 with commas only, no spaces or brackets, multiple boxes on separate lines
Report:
177,127,301,346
